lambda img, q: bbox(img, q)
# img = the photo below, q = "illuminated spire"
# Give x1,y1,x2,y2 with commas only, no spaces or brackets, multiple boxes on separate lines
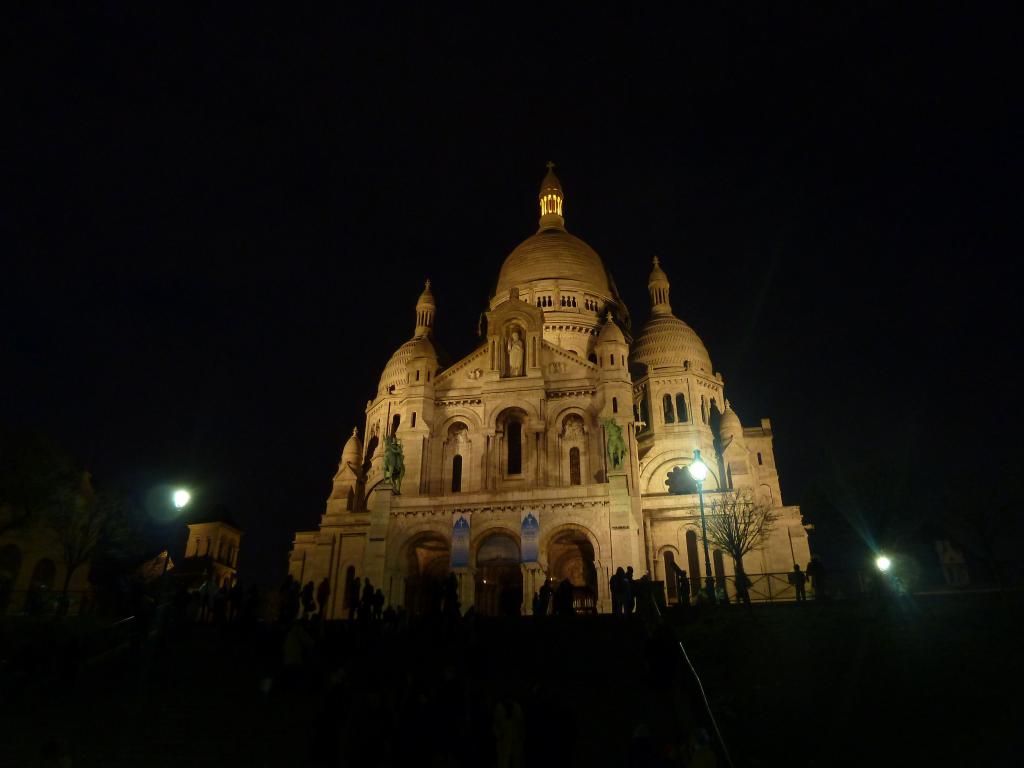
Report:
415,279,435,336
648,256,672,315
538,161,565,230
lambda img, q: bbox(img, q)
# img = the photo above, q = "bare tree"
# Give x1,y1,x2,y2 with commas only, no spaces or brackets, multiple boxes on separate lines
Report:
0,429,76,537
704,489,777,602
46,471,131,603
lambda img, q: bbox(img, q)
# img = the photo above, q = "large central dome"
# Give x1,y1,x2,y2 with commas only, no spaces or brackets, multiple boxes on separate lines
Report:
495,228,612,298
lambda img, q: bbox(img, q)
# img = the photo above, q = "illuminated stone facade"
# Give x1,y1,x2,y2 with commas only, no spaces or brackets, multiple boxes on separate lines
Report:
289,165,810,617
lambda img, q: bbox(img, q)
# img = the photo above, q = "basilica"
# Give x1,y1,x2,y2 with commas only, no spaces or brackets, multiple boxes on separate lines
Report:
288,165,810,617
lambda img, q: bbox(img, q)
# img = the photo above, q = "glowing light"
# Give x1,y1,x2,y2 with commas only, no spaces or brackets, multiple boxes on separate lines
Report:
173,489,191,509
687,450,709,483
875,555,892,572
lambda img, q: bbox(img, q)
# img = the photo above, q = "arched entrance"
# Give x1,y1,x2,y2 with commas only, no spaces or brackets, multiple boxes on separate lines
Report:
547,528,598,609
474,532,522,617
403,534,450,616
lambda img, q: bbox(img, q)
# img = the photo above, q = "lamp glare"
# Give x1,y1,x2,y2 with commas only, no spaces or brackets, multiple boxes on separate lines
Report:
875,555,892,572
173,489,191,510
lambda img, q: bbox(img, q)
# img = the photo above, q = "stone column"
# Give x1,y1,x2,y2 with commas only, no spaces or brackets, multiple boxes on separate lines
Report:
521,564,545,615
594,559,611,613
363,482,393,591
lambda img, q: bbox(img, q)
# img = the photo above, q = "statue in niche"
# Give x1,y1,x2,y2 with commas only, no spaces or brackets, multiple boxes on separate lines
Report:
602,418,626,470
563,415,584,440
506,329,525,377
383,434,406,494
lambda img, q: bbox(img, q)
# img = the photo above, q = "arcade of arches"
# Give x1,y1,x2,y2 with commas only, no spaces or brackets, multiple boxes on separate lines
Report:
289,165,811,617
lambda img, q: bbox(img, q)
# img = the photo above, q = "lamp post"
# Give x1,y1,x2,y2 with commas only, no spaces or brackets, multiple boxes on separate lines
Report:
161,489,190,580
687,449,715,603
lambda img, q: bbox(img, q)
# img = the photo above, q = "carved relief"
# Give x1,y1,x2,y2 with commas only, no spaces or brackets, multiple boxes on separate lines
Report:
562,414,585,440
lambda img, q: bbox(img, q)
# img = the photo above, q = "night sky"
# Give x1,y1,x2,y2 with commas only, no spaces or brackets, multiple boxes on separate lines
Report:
4,5,1020,583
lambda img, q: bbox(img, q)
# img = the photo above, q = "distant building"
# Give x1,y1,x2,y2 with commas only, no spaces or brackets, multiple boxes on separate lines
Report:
289,165,811,617
171,514,242,589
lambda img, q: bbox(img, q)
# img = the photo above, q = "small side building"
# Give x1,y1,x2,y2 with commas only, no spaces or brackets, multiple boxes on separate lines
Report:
172,513,243,589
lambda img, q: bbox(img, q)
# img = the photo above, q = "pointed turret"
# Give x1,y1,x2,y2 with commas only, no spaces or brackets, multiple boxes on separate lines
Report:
414,279,436,337
648,256,672,315
538,161,565,230
340,427,362,470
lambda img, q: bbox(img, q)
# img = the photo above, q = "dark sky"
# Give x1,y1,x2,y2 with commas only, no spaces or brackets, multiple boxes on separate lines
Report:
4,4,1020,580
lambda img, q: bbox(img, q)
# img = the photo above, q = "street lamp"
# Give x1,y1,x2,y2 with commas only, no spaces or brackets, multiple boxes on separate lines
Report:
875,555,892,572
162,489,191,578
687,449,715,603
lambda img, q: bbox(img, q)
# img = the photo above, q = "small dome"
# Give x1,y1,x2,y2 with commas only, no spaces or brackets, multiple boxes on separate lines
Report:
416,279,435,310
495,228,613,298
378,336,437,394
540,161,563,198
632,314,713,373
341,427,362,467
718,402,742,442
597,313,626,345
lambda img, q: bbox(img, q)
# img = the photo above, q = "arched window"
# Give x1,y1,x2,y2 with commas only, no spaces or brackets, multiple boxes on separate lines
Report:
415,370,420,381
676,393,687,422
757,452,764,465
612,397,618,414
701,396,707,424
451,454,463,493
663,394,675,424
663,550,678,602
685,532,700,596
342,566,356,610
391,414,401,435
727,466,733,489
346,487,355,511
411,412,417,428
569,447,581,485
507,421,522,475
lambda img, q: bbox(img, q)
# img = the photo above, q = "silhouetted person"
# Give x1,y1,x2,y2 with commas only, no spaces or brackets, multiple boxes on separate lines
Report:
317,576,331,617
806,556,826,599
360,580,374,621
538,579,553,616
278,575,295,623
675,566,691,607
243,584,261,625
199,576,217,622
443,572,460,618
372,588,385,620
554,578,574,616
347,576,361,621
610,567,626,615
790,564,807,601
531,591,540,616
735,568,752,605
212,583,228,624
228,581,244,621
301,580,316,618
625,566,636,614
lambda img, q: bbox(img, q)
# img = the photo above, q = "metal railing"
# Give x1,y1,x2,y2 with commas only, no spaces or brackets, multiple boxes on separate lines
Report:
0,589,95,618
664,570,865,605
